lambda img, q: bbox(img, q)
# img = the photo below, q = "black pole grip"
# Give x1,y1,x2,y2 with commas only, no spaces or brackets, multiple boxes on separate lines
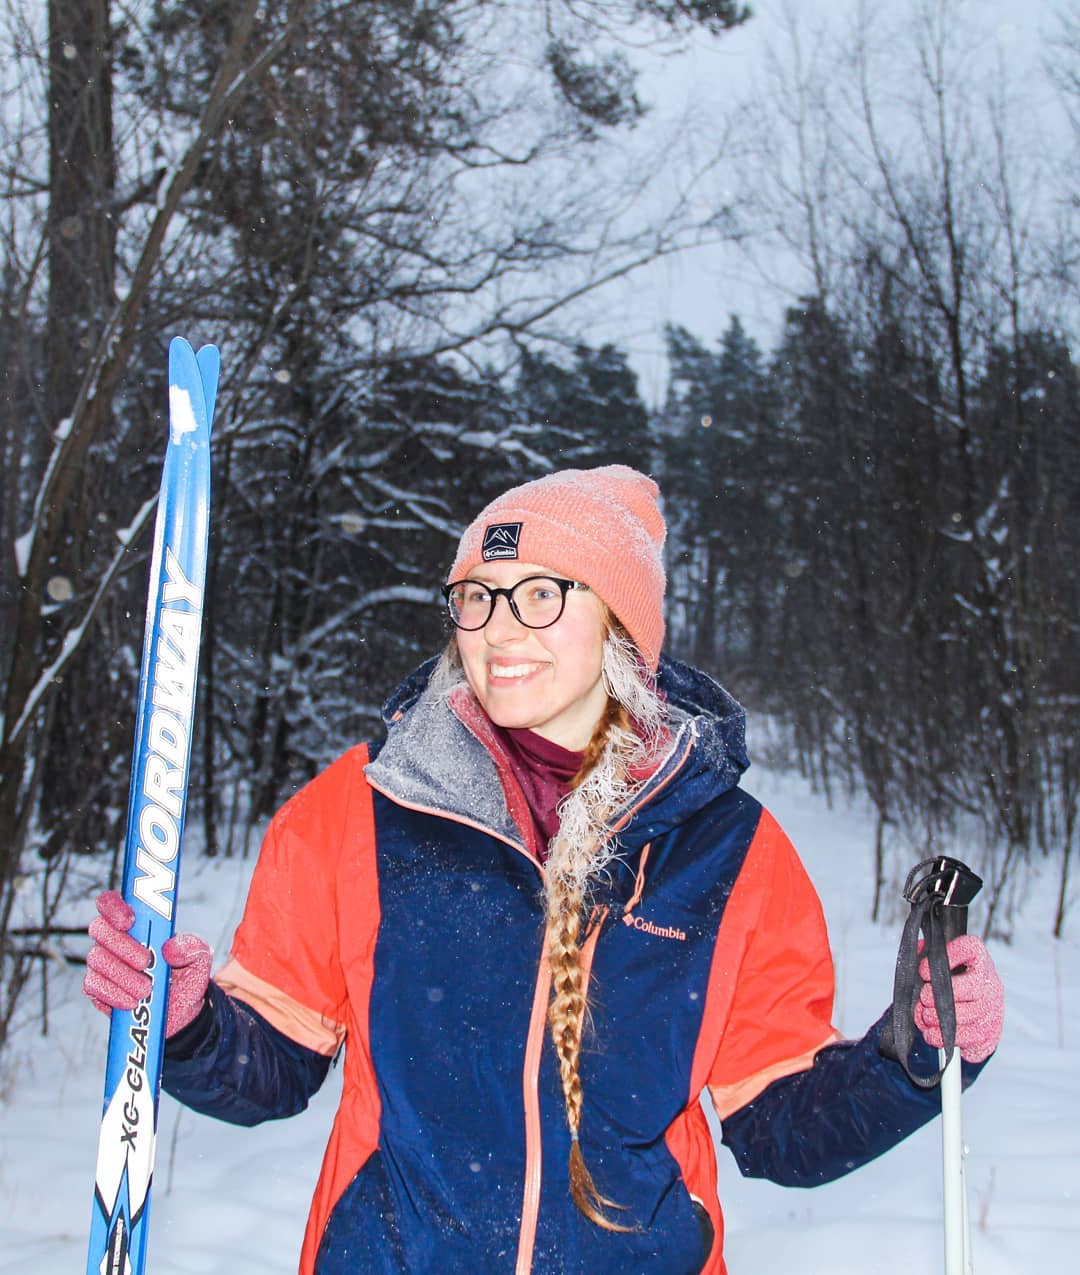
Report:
923,855,980,944
941,903,968,946
880,856,982,1086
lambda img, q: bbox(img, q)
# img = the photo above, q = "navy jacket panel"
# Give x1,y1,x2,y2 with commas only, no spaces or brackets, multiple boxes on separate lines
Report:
163,981,330,1125
721,1011,990,1186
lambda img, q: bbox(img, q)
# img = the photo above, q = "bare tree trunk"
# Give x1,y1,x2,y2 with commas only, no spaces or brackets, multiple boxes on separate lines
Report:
0,0,271,1056
0,0,115,1052
46,0,114,427
1053,744,1078,940
38,0,121,879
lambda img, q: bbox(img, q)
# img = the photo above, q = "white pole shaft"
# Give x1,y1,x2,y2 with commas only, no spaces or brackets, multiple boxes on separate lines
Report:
940,1047,972,1274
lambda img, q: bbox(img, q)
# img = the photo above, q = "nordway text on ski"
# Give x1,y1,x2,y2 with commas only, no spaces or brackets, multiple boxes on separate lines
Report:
131,547,202,920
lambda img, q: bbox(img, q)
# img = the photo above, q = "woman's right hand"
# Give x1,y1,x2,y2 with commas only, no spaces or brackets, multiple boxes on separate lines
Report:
83,890,212,1037
914,933,1004,1064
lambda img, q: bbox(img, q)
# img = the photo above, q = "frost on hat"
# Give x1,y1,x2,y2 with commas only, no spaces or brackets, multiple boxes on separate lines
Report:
449,465,667,670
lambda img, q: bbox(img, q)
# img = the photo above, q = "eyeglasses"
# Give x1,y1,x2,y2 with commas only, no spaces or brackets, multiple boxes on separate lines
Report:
442,575,590,631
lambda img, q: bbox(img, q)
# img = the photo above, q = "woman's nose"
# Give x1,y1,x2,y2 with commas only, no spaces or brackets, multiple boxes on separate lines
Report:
484,592,527,642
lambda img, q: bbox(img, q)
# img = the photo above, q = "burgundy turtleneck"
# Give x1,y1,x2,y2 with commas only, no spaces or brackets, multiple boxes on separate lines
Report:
490,725,583,860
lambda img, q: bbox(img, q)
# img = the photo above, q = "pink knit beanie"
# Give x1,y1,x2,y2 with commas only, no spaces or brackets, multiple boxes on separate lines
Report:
448,465,667,669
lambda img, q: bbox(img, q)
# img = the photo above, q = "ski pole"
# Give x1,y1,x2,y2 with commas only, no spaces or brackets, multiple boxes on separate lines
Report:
87,338,217,1275
880,855,983,1275
935,864,980,1275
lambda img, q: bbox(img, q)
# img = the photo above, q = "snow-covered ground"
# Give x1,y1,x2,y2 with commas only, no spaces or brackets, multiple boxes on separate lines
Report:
0,759,1076,1273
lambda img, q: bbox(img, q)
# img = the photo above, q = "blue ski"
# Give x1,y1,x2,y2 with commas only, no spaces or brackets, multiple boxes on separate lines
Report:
87,337,217,1275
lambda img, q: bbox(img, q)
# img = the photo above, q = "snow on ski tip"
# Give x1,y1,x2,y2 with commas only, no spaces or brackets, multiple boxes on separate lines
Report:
167,383,198,440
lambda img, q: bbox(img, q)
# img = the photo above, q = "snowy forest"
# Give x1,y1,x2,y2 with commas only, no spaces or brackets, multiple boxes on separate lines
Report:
0,0,1078,1065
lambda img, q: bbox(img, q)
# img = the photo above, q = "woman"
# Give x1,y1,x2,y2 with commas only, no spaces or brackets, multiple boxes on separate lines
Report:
84,465,1004,1275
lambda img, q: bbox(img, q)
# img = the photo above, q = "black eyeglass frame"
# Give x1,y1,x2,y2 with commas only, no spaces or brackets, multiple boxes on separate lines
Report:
441,575,591,631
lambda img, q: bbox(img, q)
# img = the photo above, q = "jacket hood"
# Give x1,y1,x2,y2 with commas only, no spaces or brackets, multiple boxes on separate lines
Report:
601,654,749,852
656,654,749,793
367,654,750,855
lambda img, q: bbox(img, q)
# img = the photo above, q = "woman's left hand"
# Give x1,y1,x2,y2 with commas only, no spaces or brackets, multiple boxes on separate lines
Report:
914,934,1004,1063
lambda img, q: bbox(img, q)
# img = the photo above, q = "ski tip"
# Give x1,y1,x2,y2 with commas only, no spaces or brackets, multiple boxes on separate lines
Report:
195,344,221,379
168,339,209,445
168,337,221,440
195,345,221,432
169,335,196,359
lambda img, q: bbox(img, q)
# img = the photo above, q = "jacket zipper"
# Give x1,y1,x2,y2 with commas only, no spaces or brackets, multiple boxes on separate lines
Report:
510,734,697,1271
514,903,608,1275
514,949,552,1275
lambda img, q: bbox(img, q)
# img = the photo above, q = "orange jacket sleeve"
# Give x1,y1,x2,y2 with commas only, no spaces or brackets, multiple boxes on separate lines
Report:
702,808,840,1118
215,746,378,1053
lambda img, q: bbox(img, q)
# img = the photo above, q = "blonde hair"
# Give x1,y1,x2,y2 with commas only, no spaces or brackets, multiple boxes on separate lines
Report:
436,622,667,1228
543,625,665,1229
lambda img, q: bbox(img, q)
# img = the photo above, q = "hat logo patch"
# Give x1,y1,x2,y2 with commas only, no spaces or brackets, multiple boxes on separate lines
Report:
482,522,522,561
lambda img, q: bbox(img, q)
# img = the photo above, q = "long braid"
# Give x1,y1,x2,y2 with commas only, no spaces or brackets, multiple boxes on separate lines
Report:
544,630,665,1230
545,697,631,1230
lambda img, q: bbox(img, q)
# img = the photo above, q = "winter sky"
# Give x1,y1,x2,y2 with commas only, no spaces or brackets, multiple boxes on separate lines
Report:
584,0,1066,404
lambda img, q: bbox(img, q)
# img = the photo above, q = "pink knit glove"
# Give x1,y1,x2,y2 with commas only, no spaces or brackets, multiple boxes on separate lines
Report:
914,934,1004,1064
83,890,212,1038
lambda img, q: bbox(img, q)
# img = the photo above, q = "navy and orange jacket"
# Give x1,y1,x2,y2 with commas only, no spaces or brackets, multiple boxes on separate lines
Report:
163,656,980,1274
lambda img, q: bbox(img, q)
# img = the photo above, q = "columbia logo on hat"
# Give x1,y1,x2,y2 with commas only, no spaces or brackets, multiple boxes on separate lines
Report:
482,522,522,561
